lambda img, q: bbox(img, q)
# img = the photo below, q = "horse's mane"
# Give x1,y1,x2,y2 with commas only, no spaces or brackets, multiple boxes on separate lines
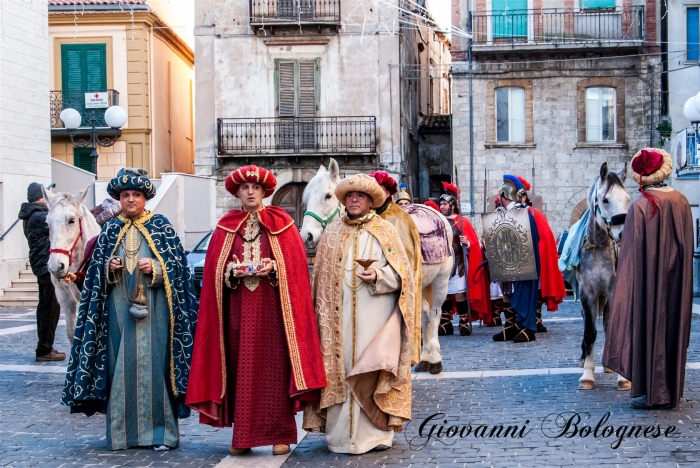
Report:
587,170,625,206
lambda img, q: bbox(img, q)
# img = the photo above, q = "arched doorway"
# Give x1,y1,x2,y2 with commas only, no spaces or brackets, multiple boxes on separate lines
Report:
272,182,307,228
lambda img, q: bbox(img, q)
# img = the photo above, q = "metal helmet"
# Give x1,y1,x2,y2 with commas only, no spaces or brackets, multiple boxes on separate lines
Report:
438,193,459,214
499,181,519,201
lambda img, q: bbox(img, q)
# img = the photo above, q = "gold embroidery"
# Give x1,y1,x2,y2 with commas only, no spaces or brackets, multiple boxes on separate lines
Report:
269,235,307,391
241,213,262,291
123,226,140,273
216,232,235,398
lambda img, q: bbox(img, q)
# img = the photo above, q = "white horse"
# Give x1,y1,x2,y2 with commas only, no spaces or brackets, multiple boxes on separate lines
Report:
300,159,454,374
573,162,631,391
43,186,101,341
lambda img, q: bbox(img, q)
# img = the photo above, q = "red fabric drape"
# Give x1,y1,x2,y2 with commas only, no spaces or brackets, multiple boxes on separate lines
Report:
453,215,489,321
529,207,566,311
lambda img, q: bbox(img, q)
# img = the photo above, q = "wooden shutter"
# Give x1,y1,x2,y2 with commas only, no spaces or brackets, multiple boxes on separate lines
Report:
61,44,106,91
580,0,615,10
298,60,317,117
277,61,297,117
689,8,700,61
73,147,94,173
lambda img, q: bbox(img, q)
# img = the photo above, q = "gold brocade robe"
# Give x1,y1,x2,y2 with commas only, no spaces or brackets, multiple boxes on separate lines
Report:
376,201,422,365
303,213,415,436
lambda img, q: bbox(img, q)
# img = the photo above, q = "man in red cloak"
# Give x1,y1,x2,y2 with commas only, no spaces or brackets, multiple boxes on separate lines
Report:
516,176,566,332
437,182,490,335
186,165,326,456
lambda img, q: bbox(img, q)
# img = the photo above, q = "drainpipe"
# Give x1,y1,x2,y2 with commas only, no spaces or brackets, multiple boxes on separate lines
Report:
467,2,475,219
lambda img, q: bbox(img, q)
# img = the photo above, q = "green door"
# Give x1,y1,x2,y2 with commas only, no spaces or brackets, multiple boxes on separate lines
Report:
60,44,107,126
492,0,528,39
73,147,94,173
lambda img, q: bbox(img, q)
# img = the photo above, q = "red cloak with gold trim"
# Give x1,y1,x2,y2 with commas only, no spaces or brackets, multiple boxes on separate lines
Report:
529,207,566,311
186,206,327,424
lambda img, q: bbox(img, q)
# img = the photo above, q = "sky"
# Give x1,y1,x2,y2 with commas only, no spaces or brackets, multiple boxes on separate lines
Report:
426,0,451,30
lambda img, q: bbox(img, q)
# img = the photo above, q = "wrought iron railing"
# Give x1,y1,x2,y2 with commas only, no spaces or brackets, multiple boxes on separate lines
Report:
250,0,341,24
50,89,119,128
471,6,644,45
218,117,377,156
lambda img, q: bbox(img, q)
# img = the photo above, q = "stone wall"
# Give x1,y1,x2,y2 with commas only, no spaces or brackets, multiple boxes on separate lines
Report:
451,55,661,236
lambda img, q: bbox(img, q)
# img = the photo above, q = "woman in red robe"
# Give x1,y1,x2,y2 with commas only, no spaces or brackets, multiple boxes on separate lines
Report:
186,165,326,456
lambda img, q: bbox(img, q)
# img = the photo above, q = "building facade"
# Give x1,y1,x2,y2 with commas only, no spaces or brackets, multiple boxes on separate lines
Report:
451,0,660,236
193,0,450,223
0,0,53,292
667,0,700,225
48,0,194,180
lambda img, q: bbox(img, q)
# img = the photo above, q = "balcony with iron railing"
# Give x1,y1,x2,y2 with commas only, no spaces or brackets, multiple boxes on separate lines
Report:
249,0,341,26
217,117,377,156
471,6,644,49
50,89,120,129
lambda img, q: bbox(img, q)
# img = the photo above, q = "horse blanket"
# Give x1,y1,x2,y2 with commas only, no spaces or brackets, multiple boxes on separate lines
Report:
403,205,450,265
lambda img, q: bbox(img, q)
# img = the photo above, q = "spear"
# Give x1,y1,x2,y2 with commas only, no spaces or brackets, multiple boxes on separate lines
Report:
454,166,472,333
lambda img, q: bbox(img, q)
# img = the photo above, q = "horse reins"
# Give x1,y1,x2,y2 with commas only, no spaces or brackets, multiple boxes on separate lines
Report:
49,219,84,266
304,202,340,230
593,181,626,242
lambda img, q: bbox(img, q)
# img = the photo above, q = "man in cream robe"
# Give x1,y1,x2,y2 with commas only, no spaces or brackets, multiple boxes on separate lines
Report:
304,174,415,454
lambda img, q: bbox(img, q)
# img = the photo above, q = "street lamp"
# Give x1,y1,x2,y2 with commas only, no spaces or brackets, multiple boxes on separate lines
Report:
59,106,127,176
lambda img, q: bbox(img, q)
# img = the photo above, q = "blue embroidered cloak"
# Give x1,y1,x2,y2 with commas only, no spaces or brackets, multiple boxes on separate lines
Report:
61,212,198,417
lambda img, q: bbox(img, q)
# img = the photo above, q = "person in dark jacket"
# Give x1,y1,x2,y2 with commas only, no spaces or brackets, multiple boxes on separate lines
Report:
17,182,65,362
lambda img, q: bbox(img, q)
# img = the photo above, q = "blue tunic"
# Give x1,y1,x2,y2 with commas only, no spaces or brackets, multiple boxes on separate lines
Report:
105,228,178,450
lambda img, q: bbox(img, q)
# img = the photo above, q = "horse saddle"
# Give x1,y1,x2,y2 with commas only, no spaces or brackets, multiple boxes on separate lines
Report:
481,208,538,282
403,204,451,265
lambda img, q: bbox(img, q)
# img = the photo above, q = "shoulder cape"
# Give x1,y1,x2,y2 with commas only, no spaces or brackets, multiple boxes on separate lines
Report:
61,212,198,416
186,206,326,425
529,207,566,310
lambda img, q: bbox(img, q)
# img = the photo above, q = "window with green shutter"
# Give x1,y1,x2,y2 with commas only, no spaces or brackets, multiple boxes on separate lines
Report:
61,44,107,125
580,0,616,10
73,147,94,173
275,59,320,149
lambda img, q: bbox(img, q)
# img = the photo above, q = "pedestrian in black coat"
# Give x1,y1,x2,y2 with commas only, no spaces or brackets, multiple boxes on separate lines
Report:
17,183,65,362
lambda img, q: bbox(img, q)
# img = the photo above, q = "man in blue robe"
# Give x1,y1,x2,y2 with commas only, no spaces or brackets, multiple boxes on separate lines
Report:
62,168,198,451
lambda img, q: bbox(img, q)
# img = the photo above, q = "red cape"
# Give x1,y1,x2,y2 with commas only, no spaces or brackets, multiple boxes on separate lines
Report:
529,207,566,311
453,215,490,322
186,206,327,424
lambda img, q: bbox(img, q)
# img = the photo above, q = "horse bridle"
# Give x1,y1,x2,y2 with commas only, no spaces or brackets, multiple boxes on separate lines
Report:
304,202,340,230
49,219,84,266
593,181,626,241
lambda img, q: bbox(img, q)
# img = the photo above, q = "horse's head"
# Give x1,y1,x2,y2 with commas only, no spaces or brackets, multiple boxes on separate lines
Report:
590,162,630,242
300,158,340,249
45,186,90,278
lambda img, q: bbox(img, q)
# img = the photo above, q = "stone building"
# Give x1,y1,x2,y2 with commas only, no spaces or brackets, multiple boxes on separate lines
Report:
0,0,53,295
451,0,661,236
48,0,195,179
193,0,451,224
666,0,699,224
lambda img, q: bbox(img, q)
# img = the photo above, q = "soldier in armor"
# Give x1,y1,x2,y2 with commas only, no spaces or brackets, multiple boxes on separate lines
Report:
515,176,566,332
395,183,412,207
492,175,540,343
437,183,489,336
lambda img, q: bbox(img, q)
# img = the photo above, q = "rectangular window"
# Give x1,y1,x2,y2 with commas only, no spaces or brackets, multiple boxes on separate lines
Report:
580,0,615,10
496,87,525,142
688,8,699,61
275,59,320,149
586,87,616,142
492,0,527,38
73,147,94,173
61,43,107,91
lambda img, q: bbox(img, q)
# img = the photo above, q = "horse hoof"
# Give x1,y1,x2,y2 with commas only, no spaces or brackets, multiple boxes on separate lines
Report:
578,359,584,368
414,361,429,372
428,362,443,374
604,366,614,374
617,381,631,391
578,380,594,390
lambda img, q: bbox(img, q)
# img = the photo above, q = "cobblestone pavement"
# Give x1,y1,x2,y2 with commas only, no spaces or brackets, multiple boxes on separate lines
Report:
1,301,700,467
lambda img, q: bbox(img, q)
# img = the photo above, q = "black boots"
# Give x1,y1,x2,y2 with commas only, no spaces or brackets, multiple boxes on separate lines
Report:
486,298,503,327
513,326,537,342
536,297,548,333
457,300,471,336
438,300,454,336
492,304,518,341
